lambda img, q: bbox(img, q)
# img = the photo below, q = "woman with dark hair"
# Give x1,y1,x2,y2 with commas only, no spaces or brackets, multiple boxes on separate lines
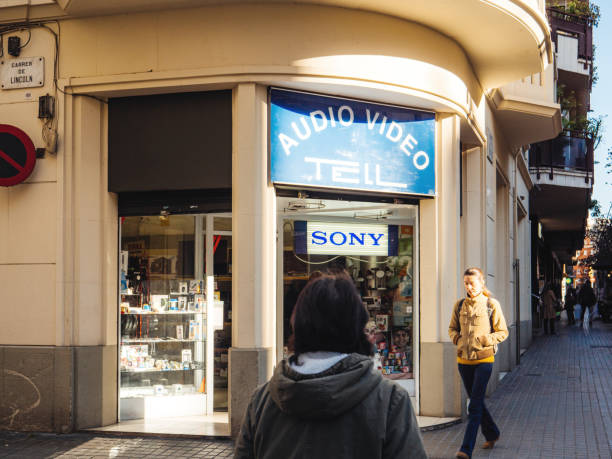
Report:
235,273,426,459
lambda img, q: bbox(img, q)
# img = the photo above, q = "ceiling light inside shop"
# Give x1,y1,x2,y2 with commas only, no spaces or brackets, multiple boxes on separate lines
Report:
285,199,326,212
353,210,392,220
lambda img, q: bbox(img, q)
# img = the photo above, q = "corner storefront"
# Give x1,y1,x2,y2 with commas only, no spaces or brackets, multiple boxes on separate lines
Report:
0,1,551,435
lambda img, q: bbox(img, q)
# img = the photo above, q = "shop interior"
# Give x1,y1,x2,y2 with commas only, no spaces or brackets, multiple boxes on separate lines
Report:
278,197,419,398
113,213,232,435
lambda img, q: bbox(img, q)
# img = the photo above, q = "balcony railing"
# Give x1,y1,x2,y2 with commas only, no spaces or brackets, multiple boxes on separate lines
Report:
547,7,593,61
529,130,593,182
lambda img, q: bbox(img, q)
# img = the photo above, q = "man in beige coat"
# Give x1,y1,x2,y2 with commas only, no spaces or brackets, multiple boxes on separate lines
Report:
448,267,508,459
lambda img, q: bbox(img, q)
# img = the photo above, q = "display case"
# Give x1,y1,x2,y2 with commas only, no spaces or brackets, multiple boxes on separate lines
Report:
119,281,210,420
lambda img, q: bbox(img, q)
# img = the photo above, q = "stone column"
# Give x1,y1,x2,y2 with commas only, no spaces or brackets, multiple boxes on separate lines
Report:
62,95,118,429
419,113,464,417
229,83,276,436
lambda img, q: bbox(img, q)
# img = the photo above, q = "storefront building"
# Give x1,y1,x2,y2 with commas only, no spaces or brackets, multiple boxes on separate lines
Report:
0,1,560,435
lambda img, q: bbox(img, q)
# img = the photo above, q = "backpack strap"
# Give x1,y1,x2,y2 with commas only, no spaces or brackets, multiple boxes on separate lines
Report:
487,298,494,333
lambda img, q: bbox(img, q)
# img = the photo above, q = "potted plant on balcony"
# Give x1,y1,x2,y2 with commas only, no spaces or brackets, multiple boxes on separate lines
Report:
547,1,601,26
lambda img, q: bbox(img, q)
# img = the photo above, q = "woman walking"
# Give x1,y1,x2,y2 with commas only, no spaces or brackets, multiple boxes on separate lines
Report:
448,267,509,459
235,272,426,459
542,283,557,335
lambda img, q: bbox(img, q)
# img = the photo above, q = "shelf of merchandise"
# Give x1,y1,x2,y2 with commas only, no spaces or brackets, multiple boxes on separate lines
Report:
121,338,203,344
121,367,199,374
122,311,205,315
284,275,309,281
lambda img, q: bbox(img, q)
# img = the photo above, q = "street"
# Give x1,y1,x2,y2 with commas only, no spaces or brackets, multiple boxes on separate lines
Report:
2,320,612,458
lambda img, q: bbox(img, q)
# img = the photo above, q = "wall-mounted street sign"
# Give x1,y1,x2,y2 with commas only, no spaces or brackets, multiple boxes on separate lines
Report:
270,88,435,196
0,57,44,89
294,221,398,256
0,124,36,187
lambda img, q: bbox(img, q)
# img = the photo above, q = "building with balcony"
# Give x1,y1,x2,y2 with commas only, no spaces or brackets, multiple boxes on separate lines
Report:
573,237,595,288
529,1,596,308
0,0,559,436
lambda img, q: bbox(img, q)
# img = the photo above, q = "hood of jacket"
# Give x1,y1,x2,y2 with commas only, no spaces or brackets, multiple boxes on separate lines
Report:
268,353,381,420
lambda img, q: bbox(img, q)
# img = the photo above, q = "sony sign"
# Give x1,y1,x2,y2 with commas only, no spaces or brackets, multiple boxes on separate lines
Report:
294,221,398,256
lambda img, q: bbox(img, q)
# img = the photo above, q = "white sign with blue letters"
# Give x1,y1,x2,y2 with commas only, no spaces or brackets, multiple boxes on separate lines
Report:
270,88,435,196
294,221,398,256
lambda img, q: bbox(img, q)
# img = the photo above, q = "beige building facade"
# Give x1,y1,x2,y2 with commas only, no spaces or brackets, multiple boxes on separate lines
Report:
0,0,560,435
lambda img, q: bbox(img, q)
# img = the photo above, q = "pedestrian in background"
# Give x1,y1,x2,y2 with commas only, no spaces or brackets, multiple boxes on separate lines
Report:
579,283,597,325
565,287,577,326
542,283,557,335
449,267,509,459
235,272,426,459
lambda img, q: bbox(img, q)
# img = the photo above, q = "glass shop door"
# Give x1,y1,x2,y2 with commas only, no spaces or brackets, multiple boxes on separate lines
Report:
118,213,232,420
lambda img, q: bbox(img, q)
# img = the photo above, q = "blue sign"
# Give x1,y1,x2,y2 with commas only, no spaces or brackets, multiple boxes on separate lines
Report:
270,88,435,196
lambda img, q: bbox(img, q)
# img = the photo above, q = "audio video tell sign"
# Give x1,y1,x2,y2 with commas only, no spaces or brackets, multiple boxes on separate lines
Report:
294,221,398,256
270,88,435,196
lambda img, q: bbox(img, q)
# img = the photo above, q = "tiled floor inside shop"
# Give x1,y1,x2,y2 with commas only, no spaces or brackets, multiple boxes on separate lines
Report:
88,412,229,437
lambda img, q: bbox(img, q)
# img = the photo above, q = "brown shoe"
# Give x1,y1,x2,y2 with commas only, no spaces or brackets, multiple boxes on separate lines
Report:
482,437,499,449
455,452,469,458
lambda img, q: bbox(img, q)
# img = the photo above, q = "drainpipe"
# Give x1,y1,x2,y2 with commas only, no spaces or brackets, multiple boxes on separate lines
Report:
512,147,521,366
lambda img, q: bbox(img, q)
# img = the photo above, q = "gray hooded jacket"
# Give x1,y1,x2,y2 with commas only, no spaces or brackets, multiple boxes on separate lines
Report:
234,353,426,459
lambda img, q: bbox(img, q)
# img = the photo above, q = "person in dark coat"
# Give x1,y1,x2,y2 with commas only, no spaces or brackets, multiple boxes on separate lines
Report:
542,284,558,335
579,283,597,324
234,272,426,459
565,287,577,326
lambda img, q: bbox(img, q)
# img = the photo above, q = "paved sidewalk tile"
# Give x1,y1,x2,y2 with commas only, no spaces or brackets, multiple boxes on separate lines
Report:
422,321,612,459
0,433,234,458
2,321,612,458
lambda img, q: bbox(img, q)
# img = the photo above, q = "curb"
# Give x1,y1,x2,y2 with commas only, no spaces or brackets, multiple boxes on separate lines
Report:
419,418,462,432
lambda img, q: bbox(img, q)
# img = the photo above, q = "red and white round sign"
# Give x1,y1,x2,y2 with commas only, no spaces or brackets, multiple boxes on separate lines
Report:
0,124,36,187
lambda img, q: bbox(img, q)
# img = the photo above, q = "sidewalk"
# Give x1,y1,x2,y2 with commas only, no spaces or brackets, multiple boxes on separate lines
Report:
422,320,612,458
0,433,234,458
1,320,612,458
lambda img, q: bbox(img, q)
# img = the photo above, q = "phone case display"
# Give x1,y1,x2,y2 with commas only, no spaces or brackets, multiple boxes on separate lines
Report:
368,226,414,380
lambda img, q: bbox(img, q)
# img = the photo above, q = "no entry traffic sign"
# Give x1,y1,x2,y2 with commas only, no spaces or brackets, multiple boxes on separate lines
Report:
0,124,36,187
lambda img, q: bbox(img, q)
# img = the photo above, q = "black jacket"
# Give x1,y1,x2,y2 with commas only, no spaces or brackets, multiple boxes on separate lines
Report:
579,285,596,307
234,353,426,459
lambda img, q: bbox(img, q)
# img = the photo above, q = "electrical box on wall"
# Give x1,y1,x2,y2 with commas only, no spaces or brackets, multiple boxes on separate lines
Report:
38,94,55,119
7,36,21,57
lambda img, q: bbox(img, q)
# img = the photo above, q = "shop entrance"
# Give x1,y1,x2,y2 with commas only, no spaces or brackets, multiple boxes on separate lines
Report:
276,197,420,408
118,213,232,421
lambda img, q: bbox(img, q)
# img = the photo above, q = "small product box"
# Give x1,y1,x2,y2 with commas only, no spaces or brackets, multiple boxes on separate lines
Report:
189,280,202,293
189,320,201,340
375,314,389,332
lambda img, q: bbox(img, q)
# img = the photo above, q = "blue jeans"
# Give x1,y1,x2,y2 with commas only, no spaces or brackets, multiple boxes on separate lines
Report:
458,363,500,457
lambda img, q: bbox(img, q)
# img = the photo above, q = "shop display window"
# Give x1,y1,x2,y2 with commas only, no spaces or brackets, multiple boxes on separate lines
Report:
279,198,418,396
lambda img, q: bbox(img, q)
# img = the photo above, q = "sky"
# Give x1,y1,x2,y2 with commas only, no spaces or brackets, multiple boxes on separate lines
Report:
590,2,612,217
